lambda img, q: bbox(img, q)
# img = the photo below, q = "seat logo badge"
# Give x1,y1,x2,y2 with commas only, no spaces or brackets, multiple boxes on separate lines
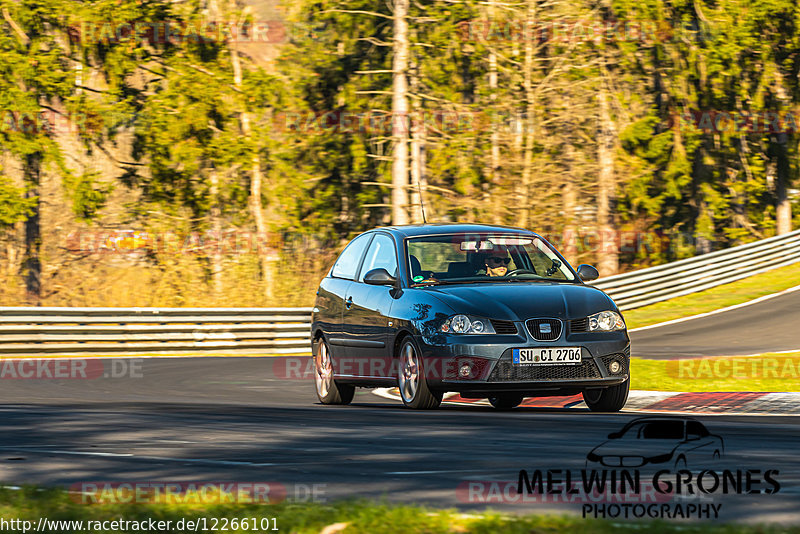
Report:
539,324,552,334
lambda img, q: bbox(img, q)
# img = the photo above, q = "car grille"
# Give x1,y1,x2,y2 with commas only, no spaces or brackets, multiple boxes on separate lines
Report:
488,357,601,382
570,318,588,333
600,353,629,376
601,456,645,468
490,320,518,335
525,319,562,341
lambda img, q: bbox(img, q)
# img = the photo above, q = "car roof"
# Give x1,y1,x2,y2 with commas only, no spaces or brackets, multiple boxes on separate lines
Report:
624,417,698,425
370,223,536,238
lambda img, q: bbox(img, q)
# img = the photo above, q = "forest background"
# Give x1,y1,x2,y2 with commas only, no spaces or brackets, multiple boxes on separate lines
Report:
0,0,798,307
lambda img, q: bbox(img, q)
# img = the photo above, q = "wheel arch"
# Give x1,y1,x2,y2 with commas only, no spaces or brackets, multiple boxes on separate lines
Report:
312,329,325,343
391,329,415,359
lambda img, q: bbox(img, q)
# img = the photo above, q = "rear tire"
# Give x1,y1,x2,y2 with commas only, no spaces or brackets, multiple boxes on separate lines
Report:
397,338,442,409
583,379,629,412
314,338,355,405
488,394,524,410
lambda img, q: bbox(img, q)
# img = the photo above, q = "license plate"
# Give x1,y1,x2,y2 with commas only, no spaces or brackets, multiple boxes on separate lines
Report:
512,347,582,365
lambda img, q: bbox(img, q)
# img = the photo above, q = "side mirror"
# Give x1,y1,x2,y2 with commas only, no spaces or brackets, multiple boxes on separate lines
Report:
363,268,397,286
577,264,599,282
607,432,621,439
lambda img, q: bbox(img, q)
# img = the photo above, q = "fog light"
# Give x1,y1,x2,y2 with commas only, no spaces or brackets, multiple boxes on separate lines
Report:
459,364,473,378
609,361,621,374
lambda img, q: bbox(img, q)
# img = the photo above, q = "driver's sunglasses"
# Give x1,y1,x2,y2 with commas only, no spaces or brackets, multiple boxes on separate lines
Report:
487,256,511,265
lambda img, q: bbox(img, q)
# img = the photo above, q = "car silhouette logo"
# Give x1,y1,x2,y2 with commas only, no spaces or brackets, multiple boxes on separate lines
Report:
539,324,552,334
586,416,724,470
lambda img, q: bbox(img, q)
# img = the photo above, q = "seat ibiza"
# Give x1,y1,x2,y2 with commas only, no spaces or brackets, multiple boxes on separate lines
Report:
311,224,630,411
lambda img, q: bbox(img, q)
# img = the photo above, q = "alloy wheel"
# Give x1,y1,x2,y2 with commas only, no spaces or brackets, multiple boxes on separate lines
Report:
315,341,333,399
398,342,420,403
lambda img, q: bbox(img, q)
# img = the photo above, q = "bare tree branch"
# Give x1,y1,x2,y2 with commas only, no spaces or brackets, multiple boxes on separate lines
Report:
320,9,393,20
2,8,30,46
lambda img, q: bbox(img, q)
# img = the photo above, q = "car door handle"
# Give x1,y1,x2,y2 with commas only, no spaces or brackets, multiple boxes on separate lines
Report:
345,296,353,309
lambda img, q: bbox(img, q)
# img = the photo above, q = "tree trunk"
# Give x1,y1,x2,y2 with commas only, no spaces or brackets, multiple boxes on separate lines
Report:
6,238,17,278
209,169,223,297
775,136,792,235
597,85,618,275
772,69,793,235
410,131,424,224
487,0,501,225
562,146,578,265
23,152,42,305
392,0,410,225
520,0,536,229
409,33,425,224
224,0,274,301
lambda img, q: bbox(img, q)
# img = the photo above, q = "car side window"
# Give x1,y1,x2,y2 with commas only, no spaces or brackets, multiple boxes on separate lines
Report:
641,421,684,439
359,234,398,281
331,233,372,280
687,421,708,439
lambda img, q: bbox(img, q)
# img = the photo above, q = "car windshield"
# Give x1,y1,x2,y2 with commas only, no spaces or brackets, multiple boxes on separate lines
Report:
622,421,685,440
406,233,577,286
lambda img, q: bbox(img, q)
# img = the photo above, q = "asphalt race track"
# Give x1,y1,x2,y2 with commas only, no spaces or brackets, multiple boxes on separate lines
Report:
630,287,800,359
0,355,798,524
0,291,799,523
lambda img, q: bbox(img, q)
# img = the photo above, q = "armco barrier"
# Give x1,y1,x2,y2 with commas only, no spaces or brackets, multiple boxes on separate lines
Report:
0,307,312,357
591,229,800,310
1,229,799,356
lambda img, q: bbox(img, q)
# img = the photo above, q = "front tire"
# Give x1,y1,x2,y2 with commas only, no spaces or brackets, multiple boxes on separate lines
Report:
314,339,355,405
583,379,629,412
397,338,442,409
488,394,524,410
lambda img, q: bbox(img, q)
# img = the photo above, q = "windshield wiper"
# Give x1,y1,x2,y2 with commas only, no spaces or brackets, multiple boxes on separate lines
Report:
501,277,571,283
411,279,485,287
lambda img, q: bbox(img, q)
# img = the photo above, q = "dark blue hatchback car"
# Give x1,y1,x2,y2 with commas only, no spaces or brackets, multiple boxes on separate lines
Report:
311,224,630,411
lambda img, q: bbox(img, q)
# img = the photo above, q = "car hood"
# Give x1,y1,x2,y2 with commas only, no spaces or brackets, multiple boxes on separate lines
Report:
590,438,681,458
424,282,616,321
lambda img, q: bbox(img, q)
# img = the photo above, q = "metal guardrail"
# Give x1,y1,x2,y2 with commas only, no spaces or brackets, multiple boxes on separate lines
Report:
1,230,798,356
591,229,800,310
0,307,313,357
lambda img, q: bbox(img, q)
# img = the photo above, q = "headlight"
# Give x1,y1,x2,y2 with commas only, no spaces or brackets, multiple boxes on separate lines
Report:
588,310,625,331
647,452,674,464
440,314,496,334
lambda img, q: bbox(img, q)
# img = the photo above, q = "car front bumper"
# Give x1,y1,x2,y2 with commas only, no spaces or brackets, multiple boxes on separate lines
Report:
416,330,630,395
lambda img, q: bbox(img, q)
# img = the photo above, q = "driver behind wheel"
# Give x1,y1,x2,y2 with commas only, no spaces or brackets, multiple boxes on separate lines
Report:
484,250,511,277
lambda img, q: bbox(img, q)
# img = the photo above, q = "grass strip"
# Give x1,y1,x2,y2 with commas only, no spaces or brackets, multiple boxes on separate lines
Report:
632,354,800,392
1,487,798,533
623,262,800,330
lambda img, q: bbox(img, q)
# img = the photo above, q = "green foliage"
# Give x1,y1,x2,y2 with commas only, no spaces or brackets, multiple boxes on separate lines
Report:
62,170,112,222
2,0,800,304
0,174,35,227
612,0,800,259
0,487,796,533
